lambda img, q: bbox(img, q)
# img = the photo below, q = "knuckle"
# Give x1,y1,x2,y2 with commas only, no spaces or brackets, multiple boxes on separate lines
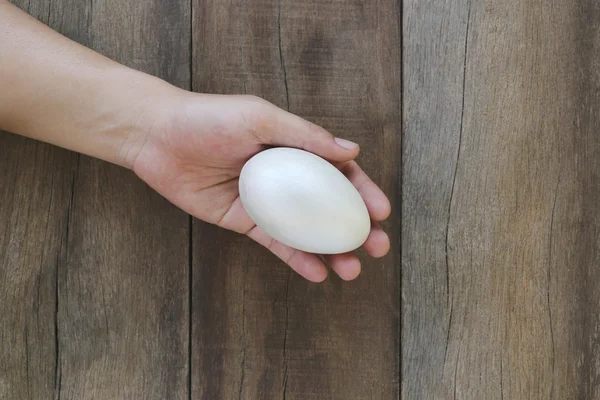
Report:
307,121,330,138
241,94,270,105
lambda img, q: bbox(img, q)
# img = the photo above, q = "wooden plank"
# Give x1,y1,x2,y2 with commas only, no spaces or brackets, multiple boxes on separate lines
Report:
0,3,80,399
191,0,400,398
403,0,600,398
402,0,469,397
1,0,191,398
0,136,76,399
57,0,191,398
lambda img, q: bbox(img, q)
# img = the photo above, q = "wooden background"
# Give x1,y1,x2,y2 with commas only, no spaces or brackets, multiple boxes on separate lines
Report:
1,0,599,399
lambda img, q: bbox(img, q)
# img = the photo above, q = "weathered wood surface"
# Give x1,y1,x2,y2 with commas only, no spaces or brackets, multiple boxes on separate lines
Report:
7,0,600,398
1,0,400,399
190,0,400,398
1,0,190,399
403,0,600,399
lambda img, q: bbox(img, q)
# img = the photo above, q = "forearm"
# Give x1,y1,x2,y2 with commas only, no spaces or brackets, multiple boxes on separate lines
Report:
0,1,177,168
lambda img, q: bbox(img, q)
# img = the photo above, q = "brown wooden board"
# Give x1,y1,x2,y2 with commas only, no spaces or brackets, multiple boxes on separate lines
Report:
403,0,600,398
0,135,76,399
0,3,83,399
190,0,401,399
1,0,191,399
7,0,600,397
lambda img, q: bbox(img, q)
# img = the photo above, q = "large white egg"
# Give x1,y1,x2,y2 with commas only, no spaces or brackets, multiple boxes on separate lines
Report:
239,147,370,254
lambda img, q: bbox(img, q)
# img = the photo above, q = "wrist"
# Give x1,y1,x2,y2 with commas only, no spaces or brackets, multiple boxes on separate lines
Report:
56,64,183,170
103,69,183,170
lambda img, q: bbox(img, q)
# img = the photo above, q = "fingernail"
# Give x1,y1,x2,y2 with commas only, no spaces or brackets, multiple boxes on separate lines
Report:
334,137,359,150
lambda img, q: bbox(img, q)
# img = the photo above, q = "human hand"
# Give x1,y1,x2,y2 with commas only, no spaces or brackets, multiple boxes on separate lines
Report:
0,2,389,282
128,90,391,282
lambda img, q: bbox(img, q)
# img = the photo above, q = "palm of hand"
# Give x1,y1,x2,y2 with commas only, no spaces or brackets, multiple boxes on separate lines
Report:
132,93,391,282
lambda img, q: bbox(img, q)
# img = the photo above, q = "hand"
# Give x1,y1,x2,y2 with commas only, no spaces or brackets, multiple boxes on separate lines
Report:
0,3,389,282
129,90,391,282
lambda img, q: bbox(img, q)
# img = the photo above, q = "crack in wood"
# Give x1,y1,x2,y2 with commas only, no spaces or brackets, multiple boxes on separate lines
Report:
277,0,290,111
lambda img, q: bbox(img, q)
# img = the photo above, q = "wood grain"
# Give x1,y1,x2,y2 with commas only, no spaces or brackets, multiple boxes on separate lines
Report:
403,0,600,398
57,0,191,398
190,0,401,398
7,0,600,397
0,3,81,399
1,0,191,399
0,136,76,399
402,0,469,397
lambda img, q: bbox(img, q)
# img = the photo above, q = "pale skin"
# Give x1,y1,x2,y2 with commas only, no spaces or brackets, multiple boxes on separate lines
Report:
0,1,391,282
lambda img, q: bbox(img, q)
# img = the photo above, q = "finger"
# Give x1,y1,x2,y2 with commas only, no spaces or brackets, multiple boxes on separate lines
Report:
214,196,256,234
179,178,257,234
362,222,390,258
324,253,361,281
247,226,328,282
255,104,360,162
341,161,391,221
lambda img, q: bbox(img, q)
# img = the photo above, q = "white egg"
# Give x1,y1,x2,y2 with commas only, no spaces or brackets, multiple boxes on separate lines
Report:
238,147,370,254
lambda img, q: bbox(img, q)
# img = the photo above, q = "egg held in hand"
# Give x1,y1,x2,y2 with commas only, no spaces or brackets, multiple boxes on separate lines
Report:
238,147,370,254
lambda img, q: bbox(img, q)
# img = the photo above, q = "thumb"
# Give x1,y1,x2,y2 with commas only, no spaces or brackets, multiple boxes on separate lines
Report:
255,104,360,162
